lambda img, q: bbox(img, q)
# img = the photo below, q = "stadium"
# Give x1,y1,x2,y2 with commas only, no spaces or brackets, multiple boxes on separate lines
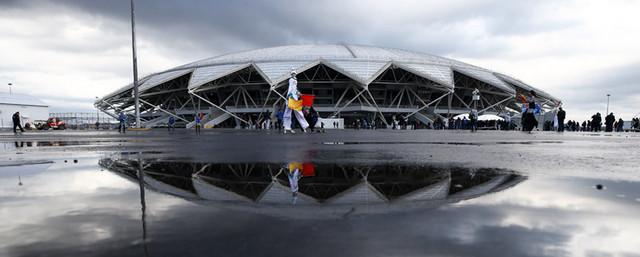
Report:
95,44,561,128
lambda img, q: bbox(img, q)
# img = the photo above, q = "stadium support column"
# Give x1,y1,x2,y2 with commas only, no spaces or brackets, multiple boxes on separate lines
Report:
447,93,453,126
130,0,141,128
365,88,389,126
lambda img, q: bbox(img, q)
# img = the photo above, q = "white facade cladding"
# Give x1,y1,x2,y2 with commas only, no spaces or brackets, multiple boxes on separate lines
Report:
0,93,49,128
96,44,560,128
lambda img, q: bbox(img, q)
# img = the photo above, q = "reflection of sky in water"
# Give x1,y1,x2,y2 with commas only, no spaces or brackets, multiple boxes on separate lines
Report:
1,158,639,257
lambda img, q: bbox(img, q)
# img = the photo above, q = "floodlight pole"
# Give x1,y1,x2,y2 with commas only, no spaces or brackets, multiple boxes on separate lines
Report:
606,94,610,115
130,0,141,128
95,96,100,128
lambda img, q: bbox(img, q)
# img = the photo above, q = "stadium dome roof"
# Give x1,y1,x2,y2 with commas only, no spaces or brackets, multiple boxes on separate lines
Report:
0,93,48,107
101,44,559,104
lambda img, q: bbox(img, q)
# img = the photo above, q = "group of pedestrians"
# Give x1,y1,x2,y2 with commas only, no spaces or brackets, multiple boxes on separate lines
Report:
631,118,640,130
603,112,624,132
551,111,628,132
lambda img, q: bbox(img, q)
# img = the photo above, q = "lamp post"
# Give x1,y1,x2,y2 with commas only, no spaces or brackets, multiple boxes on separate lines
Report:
8,83,12,94
95,96,100,129
606,94,610,115
130,0,141,128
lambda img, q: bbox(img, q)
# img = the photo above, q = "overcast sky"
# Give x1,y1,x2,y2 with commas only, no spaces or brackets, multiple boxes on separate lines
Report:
1,0,639,121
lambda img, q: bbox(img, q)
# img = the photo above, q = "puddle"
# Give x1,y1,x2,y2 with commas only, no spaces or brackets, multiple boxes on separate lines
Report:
0,140,128,152
2,157,640,256
322,141,563,146
100,158,525,214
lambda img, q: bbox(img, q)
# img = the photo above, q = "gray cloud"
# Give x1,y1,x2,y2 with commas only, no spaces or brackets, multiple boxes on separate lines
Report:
558,62,640,118
0,0,638,119
2,0,569,58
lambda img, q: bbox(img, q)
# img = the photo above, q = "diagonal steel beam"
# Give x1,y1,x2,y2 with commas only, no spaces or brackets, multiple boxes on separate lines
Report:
365,88,389,126
333,85,351,109
453,92,472,110
330,87,367,117
96,106,119,120
404,91,452,119
138,98,189,122
189,90,248,124
479,96,513,114
270,86,287,101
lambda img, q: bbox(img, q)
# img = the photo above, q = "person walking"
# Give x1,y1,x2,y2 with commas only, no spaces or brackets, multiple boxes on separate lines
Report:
605,112,615,132
118,112,127,134
194,113,202,135
519,90,538,133
12,112,24,134
556,107,566,132
167,116,175,132
283,69,309,134
469,109,478,132
591,113,600,132
616,118,624,132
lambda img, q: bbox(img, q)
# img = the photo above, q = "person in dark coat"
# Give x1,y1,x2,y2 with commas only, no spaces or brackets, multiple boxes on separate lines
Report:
303,107,319,132
556,107,566,132
12,112,24,134
118,112,127,133
522,90,538,133
605,112,615,132
167,116,176,132
591,113,602,132
616,118,624,132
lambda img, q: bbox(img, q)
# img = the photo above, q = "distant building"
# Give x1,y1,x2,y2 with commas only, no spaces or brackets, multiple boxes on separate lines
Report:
0,93,49,128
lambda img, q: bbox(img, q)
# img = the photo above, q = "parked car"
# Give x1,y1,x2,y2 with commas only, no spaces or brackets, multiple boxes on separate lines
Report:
36,117,66,130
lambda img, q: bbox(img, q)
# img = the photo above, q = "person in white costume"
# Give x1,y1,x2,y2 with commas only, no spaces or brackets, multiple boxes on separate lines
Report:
283,69,309,133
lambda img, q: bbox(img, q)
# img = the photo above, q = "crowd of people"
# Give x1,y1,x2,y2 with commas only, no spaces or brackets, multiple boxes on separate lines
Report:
11,82,638,135
547,112,629,132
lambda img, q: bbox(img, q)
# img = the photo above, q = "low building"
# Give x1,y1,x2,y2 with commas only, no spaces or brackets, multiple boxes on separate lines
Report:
0,93,49,128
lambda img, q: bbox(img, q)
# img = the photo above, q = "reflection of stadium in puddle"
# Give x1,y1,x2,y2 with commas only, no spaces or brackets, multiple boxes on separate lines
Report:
100,158,526,219
322,141,563,146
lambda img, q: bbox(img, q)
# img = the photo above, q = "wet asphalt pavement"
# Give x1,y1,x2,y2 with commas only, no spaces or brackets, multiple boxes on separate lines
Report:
1,129,639,257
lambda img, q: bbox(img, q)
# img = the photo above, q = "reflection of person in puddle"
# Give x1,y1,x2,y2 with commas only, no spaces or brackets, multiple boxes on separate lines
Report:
286,162,316,204
287,162,303,204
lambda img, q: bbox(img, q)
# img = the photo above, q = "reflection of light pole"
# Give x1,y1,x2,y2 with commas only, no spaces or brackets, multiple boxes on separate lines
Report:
137,153,149,255
8,83,12,95
606,94,610,114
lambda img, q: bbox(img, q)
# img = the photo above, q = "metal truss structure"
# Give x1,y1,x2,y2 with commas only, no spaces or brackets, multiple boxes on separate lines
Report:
95,44,561,128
